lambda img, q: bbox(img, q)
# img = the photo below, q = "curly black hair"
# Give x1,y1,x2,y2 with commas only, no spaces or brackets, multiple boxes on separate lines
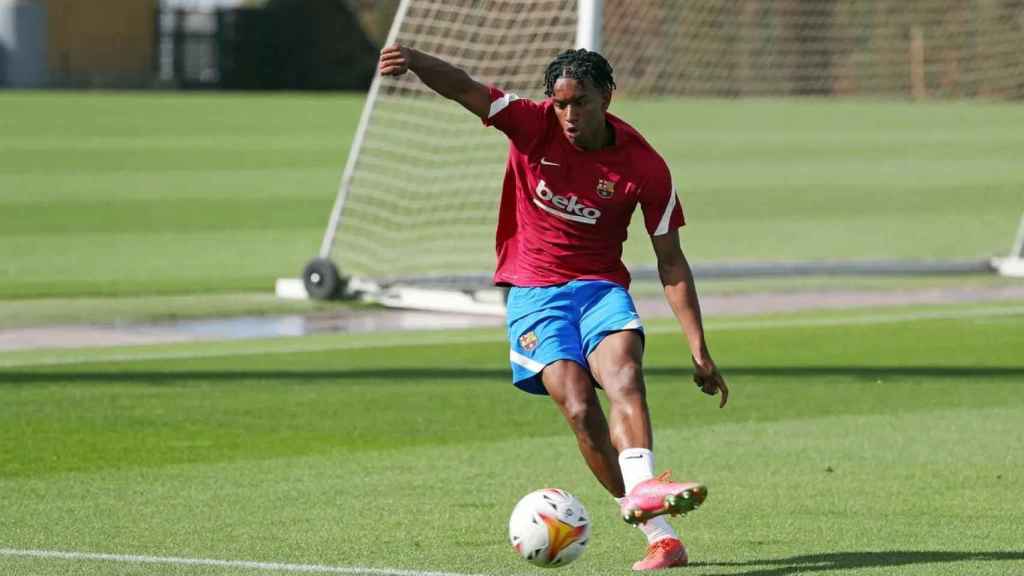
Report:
543,49,616,97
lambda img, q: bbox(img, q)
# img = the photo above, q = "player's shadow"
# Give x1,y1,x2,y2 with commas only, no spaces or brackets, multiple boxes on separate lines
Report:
692,550,1024,576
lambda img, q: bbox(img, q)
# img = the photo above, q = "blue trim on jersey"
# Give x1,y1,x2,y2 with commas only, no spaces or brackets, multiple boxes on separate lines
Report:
506,280,645,395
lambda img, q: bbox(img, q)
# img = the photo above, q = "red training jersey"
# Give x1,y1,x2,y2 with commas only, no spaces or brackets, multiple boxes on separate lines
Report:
483,87,684,288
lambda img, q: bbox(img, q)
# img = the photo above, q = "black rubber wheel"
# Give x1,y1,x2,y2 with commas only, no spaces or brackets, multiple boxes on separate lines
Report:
303,258,342,300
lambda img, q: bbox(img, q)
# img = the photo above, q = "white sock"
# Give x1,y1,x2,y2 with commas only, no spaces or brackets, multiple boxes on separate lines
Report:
618,447,655,493
617,448,679,544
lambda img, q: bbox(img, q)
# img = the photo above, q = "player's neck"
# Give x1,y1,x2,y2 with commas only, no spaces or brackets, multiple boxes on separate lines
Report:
578,119,615,151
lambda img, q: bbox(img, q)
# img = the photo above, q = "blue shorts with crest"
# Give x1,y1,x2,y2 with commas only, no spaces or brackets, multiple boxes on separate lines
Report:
506,279,645,395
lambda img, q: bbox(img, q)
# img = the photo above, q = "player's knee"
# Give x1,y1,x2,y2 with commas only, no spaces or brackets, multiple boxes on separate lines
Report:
561,394,602,436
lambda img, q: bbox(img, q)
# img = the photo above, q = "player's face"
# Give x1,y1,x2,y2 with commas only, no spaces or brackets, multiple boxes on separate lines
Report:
551,77,610,150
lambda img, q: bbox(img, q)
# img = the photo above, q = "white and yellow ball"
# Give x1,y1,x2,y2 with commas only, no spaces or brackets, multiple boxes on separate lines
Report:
508,488,591,568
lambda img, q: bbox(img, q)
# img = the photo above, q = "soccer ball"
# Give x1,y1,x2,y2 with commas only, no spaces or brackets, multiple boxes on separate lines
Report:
508,488,591,568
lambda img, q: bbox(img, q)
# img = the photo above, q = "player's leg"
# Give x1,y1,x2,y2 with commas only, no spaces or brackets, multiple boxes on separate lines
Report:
579,281,704,569
541,360,625,497
589,331,705,570
589,331,707,525
586,330,651,450
505,283,625,498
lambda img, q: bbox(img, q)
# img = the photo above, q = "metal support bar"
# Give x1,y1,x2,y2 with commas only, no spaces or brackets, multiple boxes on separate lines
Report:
576,0,603,52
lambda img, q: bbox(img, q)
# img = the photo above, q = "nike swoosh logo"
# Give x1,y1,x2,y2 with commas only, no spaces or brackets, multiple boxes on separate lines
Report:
624,455,644,460
540,158,560,166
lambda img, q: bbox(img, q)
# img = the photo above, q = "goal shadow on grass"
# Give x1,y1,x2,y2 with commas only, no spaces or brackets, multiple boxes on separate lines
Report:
0,365,1023,385
692,550,1024,575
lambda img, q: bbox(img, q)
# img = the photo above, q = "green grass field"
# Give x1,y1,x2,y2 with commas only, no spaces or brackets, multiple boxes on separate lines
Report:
3,302,1023,575
0,92,363,300
2,90,1023,575
1,92,1022,303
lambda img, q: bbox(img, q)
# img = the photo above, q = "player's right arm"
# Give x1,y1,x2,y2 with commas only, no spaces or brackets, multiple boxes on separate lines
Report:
379,44,491,120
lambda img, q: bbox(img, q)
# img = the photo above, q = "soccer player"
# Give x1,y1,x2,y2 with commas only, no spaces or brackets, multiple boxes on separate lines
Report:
379,45,729,570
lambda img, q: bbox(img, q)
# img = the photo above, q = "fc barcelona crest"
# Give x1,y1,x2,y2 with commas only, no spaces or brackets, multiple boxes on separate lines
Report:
596,179,615,199
519,331,539,352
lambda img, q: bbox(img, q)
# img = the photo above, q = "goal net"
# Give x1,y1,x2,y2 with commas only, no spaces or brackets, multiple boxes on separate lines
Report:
603,0,1024,99
310,0,1024,300
323,0,578,293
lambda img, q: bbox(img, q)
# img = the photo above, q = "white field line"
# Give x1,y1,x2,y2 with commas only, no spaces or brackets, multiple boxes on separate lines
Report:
0,548,497,576
1,304,1022,369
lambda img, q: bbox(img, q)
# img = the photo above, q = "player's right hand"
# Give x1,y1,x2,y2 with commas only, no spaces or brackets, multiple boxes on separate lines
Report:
379,44,411,76
693,356,729,408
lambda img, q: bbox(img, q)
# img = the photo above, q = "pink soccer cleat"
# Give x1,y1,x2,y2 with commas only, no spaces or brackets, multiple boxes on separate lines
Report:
632,537,688,571
620,471,707,526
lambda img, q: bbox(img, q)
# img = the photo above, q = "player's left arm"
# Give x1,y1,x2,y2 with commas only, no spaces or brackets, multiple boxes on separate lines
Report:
650,229,730,408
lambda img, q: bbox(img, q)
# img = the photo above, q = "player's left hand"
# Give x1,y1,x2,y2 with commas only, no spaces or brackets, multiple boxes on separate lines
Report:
692,356,729,408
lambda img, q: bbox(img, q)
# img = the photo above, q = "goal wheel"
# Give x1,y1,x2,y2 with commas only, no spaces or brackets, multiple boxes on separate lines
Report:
302,258,343,300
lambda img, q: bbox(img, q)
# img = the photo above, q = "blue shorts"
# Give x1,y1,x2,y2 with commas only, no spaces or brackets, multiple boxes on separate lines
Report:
506,279,645,395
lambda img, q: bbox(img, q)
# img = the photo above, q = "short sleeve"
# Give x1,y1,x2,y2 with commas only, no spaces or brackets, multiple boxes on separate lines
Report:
482,86,546,153
640,157,685,236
